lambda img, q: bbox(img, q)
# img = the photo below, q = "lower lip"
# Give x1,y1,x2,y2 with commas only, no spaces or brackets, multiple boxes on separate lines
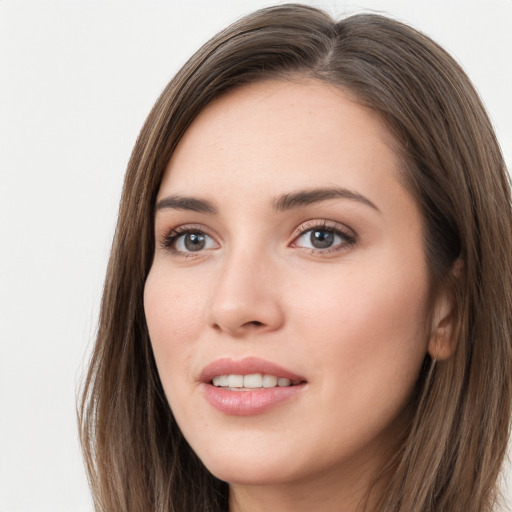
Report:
202,383,306,416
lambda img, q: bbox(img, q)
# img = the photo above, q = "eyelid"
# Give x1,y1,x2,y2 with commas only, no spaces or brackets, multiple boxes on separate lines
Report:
291,219,356,240
158,223,220,254
156,219,356,257
290,219,357,252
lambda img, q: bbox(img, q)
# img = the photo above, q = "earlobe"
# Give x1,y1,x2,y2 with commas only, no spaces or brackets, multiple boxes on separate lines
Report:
427,301,456,361
427,260,462,361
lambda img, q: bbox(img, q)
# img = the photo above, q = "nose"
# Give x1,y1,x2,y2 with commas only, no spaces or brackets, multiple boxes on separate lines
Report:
207,247,285,337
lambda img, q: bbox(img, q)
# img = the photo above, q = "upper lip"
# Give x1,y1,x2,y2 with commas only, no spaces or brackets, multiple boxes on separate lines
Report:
199,356,306,384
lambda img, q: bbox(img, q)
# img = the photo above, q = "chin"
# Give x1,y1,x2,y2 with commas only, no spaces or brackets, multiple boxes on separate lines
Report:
198,449,303,486
208,465,293,487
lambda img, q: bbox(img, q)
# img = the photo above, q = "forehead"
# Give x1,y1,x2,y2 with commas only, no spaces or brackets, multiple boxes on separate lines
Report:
159,79,404,204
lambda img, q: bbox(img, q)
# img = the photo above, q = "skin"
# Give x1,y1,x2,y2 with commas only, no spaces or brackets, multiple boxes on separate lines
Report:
144,80,452,512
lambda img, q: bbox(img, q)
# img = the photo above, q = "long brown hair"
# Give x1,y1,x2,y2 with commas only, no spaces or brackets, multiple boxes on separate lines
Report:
79,4,512,511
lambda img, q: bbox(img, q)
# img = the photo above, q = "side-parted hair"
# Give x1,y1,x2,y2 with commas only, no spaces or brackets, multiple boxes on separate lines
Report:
79,4,512,512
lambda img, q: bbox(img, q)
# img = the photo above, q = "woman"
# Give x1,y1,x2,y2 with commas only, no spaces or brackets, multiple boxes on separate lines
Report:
79,4,512,511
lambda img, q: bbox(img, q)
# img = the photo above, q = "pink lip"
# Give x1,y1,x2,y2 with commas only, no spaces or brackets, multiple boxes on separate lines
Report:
199,356,305,383
199,357,307,416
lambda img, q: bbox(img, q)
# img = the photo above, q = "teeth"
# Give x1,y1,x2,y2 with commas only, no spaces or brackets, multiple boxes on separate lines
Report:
244,374,263,388
228,375,244,388
212,373,295,389
262,374,277,388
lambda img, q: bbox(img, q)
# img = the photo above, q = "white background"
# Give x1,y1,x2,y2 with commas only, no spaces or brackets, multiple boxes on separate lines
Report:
0,1,510,511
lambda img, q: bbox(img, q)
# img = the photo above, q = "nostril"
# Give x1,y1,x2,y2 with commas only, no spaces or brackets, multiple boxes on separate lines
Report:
248,321,263,327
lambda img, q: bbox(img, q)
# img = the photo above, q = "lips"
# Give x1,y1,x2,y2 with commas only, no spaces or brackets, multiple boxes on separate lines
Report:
199,356,306,384
199,357,307,416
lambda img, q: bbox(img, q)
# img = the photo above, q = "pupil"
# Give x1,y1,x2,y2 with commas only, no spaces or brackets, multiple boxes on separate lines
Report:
184,233,205,251
311,230,334,249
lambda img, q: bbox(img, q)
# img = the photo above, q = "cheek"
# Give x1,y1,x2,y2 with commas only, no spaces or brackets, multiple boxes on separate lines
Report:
290,257,431,386
143,268,203,379
284,261,431,457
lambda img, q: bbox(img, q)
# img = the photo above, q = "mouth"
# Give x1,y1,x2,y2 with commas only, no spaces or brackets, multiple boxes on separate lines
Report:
211,373,303,390
200,357,307,415
200,356,306,386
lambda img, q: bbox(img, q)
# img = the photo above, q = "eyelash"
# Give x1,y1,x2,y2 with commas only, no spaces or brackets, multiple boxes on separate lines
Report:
159,221,357,257
291,221,357,254
160,224,216,257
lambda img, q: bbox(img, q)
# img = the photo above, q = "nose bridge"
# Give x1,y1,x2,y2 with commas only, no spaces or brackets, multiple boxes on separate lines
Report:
208,237,283,336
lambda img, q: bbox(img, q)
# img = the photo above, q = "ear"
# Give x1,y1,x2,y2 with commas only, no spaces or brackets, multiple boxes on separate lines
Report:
427,260,462,361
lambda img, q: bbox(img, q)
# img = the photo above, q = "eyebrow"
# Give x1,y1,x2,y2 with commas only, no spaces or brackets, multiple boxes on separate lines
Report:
273,187,380,212
155,186,379,216
156,195,217,214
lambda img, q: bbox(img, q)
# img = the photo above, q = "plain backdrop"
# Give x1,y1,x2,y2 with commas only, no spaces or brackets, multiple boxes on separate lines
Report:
0,1,510,511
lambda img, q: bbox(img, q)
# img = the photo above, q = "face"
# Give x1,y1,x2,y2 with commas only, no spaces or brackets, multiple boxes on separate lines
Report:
144,80,440,492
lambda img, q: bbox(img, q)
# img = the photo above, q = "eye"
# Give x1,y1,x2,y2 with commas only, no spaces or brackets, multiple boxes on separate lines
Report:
162,227,219,255
292,223,356,253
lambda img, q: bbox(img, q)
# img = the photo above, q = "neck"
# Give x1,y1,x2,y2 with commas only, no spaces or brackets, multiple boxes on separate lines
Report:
228,456,385,512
